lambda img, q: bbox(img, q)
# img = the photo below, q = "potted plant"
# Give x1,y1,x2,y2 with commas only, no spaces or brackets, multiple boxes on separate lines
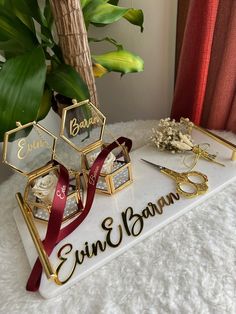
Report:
0,0,144,141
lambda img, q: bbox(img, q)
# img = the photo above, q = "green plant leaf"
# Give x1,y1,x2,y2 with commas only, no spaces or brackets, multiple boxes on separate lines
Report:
81,0,116,12
14,13,35,33
6,1,36,33
92,50,144,74
0,0,45,26
124,9,144,32
108,0,119,5
81,0,92,9
10,0,53,43
0,39,25,55
44,0,54,30
83,1,129,26
40,0,54,42
37,88,53,121
88,36,123,50
46,64,90,101
10,0,47,27
88,2,143,31
51,45,64,63
0,47,47,141
0,8,37,53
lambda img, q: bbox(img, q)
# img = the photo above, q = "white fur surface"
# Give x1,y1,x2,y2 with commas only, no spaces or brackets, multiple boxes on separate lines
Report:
0,120,236,314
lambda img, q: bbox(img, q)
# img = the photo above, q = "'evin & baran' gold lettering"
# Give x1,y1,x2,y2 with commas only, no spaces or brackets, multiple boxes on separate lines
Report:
55,192,180,284
17,138,47,160
69,116,100,137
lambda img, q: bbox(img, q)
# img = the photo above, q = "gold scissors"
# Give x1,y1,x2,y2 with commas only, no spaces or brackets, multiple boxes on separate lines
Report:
141,159,208,198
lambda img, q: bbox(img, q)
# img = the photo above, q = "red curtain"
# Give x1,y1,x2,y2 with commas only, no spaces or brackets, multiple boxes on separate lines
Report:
171,0,236,132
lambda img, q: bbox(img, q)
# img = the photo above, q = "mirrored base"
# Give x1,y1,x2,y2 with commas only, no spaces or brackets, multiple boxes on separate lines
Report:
32,195,81,222
96,161,129,191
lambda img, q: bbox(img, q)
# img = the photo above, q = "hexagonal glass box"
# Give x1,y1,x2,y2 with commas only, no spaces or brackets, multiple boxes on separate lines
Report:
60,99,133,194
3,121,83,223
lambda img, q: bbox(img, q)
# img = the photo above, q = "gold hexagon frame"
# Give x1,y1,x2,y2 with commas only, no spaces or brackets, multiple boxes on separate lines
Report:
2,121,57,176
60,99,106,153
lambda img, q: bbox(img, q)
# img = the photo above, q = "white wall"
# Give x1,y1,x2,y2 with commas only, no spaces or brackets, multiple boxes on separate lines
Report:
90,0,178,122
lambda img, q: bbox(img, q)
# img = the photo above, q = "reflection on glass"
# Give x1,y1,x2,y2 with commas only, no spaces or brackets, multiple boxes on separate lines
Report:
26,169,83,222
62,102,105,151
6,124,55,175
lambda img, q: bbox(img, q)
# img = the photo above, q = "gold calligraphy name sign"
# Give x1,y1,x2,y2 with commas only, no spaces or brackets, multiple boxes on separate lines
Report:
69,116,100,137
55,192,180,284
17,138,47,160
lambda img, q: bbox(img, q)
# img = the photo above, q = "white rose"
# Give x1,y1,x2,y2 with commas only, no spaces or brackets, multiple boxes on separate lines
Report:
88,152,116,174
32,173,58,203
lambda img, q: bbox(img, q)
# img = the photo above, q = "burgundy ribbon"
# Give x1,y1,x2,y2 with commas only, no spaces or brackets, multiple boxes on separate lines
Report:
26,137,132,291
26,163,69,291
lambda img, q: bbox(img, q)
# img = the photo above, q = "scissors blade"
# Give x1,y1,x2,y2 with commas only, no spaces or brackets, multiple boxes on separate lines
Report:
141,159,164,171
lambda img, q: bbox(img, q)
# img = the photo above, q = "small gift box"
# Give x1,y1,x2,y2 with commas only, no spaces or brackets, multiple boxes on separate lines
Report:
3,121,83,223
60,99,133,195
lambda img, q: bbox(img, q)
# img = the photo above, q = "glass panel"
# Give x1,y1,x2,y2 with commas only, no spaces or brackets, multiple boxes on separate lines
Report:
62,101,105,152
96,176,108,191
26,168,59,208
84,146,102,169
5,124,56,175
112,160,126,173
85,146,126,175
32,205,50,222
63,194,81,220
32,194,80,222
68,176,78,196
55,137,81,172
112,167,130,189
27,171,84,222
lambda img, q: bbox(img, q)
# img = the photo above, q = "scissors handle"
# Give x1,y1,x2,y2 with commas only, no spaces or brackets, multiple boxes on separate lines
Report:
161,168,208,198
186,171,208,183
176,181,208,198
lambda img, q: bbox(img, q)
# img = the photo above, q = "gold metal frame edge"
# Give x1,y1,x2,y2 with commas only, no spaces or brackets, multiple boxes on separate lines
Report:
194,125,236,161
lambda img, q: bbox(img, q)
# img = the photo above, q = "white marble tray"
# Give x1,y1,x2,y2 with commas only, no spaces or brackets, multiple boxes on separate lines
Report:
14,129,236,298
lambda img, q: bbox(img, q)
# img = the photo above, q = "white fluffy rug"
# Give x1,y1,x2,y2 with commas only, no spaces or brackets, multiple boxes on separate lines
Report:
1,120,236,314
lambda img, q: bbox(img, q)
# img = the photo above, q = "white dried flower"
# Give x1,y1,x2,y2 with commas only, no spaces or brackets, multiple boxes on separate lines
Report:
179,132,193,147
150,117,194,152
